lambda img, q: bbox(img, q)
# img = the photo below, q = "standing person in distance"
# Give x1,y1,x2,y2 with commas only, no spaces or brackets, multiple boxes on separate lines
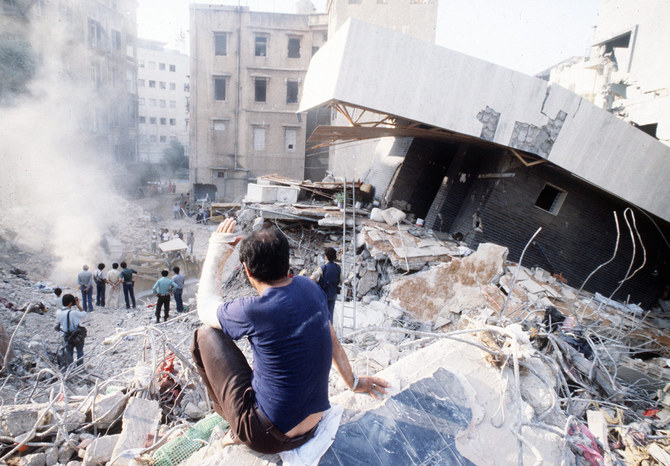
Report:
94,263,107,308
56,294,87,367
107,263,122,308
172,266,185,313
120,261,138,309
152,270,178,323
77,265,94,312
311,247,342,323
187,231,195,255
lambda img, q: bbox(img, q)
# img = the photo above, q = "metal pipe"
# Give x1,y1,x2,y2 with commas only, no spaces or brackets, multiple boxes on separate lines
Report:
351,180,356,330
339,178,346,338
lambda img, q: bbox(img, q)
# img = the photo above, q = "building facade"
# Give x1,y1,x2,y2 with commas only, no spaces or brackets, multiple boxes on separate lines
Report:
137,39,190,163
543,0,670,146
1,0,139,165
189,5,328,202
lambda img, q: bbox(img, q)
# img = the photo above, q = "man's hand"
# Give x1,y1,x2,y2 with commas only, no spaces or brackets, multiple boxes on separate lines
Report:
354,375,390,400
216,218,243,246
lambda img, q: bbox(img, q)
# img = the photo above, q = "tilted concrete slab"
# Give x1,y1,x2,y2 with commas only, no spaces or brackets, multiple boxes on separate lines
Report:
300,19,670,222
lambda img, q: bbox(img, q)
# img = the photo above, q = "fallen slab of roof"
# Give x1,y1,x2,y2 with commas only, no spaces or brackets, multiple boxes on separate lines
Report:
299,19,670,223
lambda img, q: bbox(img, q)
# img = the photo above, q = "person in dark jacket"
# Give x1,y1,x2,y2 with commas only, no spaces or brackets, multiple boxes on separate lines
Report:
311,247,342,323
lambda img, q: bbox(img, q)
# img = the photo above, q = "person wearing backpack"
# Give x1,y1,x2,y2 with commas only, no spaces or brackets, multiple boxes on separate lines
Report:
56,294,87,367
310,247,342,323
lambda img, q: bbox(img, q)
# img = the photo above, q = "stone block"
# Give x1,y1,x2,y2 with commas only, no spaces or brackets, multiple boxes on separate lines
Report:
91,391,127,429
381,207,405,226
110,397,161,466
18,452,46,466
83,434,120,466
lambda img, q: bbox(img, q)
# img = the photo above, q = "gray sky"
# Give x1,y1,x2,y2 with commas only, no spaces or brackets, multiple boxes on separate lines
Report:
137,0,600,75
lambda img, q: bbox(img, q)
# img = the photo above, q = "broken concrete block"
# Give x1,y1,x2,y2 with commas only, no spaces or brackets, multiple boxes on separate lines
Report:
252,217,264,231
388,243,507,321
45,447,58,466
0,321,14,369
17,452,46,466
381,207,406,226
369,208,384,223
356,269,378,297
184,401,205,420
83,434,120,466
110,397,161,466
0,402,84,437
586,410,609,453
91,391,127,429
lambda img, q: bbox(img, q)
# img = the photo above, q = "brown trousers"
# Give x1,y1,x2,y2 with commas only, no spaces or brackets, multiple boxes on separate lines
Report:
191,326,317,454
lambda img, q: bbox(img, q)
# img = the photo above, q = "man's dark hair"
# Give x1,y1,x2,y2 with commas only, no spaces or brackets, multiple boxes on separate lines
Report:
120,261,127,268
173,266,180,274
112,263,119,269
325,247,336,262
54,287,62,297
161,270,169,277
239,228,289,283
62,294,76,307
98,263,105,270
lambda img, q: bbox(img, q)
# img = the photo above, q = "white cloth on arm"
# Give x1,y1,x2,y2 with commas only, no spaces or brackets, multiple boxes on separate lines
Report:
197,232,238,329
278,405,344,466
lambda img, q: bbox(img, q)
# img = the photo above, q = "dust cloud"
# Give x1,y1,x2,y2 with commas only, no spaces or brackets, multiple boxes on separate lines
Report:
0,14,127,286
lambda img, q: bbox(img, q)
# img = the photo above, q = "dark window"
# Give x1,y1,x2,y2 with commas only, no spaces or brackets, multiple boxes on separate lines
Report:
112,30,121,49
160,118,166,125
139,116,146,124
150,117,157,124
169,64,176,72
217,171,226,178
160,135,166,142
214,78,226,100
149,80,156,88
214,33,227,56
288,37,301,58
159,63,166,70
286,81,298,104
255,78,267,102
169,118,176,125
637,122,658,138
535,184,566,215
255,36,267,56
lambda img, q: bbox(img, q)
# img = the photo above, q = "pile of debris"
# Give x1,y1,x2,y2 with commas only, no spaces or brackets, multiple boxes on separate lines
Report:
2,180,670,465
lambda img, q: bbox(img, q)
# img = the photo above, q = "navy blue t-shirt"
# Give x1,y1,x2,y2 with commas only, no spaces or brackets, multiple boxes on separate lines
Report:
216,275,333,433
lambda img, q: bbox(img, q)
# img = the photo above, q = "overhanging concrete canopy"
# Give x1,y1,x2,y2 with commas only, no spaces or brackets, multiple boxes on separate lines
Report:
300,19,670,222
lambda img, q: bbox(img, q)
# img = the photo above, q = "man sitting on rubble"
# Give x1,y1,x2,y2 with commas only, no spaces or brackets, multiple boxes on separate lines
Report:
193,218,389,454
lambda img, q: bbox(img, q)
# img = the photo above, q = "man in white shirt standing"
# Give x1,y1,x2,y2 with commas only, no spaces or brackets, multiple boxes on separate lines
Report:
106,263,122,309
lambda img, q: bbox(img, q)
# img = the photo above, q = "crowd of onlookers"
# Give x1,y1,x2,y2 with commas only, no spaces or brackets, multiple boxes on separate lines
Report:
54,262,187,368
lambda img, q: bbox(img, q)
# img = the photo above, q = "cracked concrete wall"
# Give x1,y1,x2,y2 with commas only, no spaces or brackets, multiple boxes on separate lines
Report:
476,106,500,141
508,110,567,157
300,19,670,222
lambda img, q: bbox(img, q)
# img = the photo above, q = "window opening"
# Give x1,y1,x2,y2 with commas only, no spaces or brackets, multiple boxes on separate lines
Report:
253,127,266,150
286,80,298,104
214,78,226,100
535,184,567,215
288,37,301,58
214,33,227,56
255,36,267,56
255,78,267,102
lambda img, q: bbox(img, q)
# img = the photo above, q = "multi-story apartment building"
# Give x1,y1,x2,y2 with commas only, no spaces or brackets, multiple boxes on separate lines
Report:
0,0,139,164
541,0,670,147
189,4,328,202
137,39,190,163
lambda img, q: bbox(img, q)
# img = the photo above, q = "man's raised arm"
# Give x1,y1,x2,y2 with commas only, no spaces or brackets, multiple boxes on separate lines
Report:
197,218,242,329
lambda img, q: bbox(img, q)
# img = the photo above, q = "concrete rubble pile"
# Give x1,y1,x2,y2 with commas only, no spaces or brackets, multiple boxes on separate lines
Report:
1,186,670,465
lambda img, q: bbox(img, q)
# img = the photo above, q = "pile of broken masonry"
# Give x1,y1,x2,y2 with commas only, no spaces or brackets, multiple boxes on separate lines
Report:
2,200,670,465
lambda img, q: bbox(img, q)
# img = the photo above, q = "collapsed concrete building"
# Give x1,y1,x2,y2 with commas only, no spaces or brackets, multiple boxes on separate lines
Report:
299,19,670,308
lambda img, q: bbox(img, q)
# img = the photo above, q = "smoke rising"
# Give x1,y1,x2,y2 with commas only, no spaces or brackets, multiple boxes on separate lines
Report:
0,11,128,286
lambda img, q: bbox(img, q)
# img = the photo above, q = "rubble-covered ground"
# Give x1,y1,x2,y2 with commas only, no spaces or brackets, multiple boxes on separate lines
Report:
2,190,670,465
